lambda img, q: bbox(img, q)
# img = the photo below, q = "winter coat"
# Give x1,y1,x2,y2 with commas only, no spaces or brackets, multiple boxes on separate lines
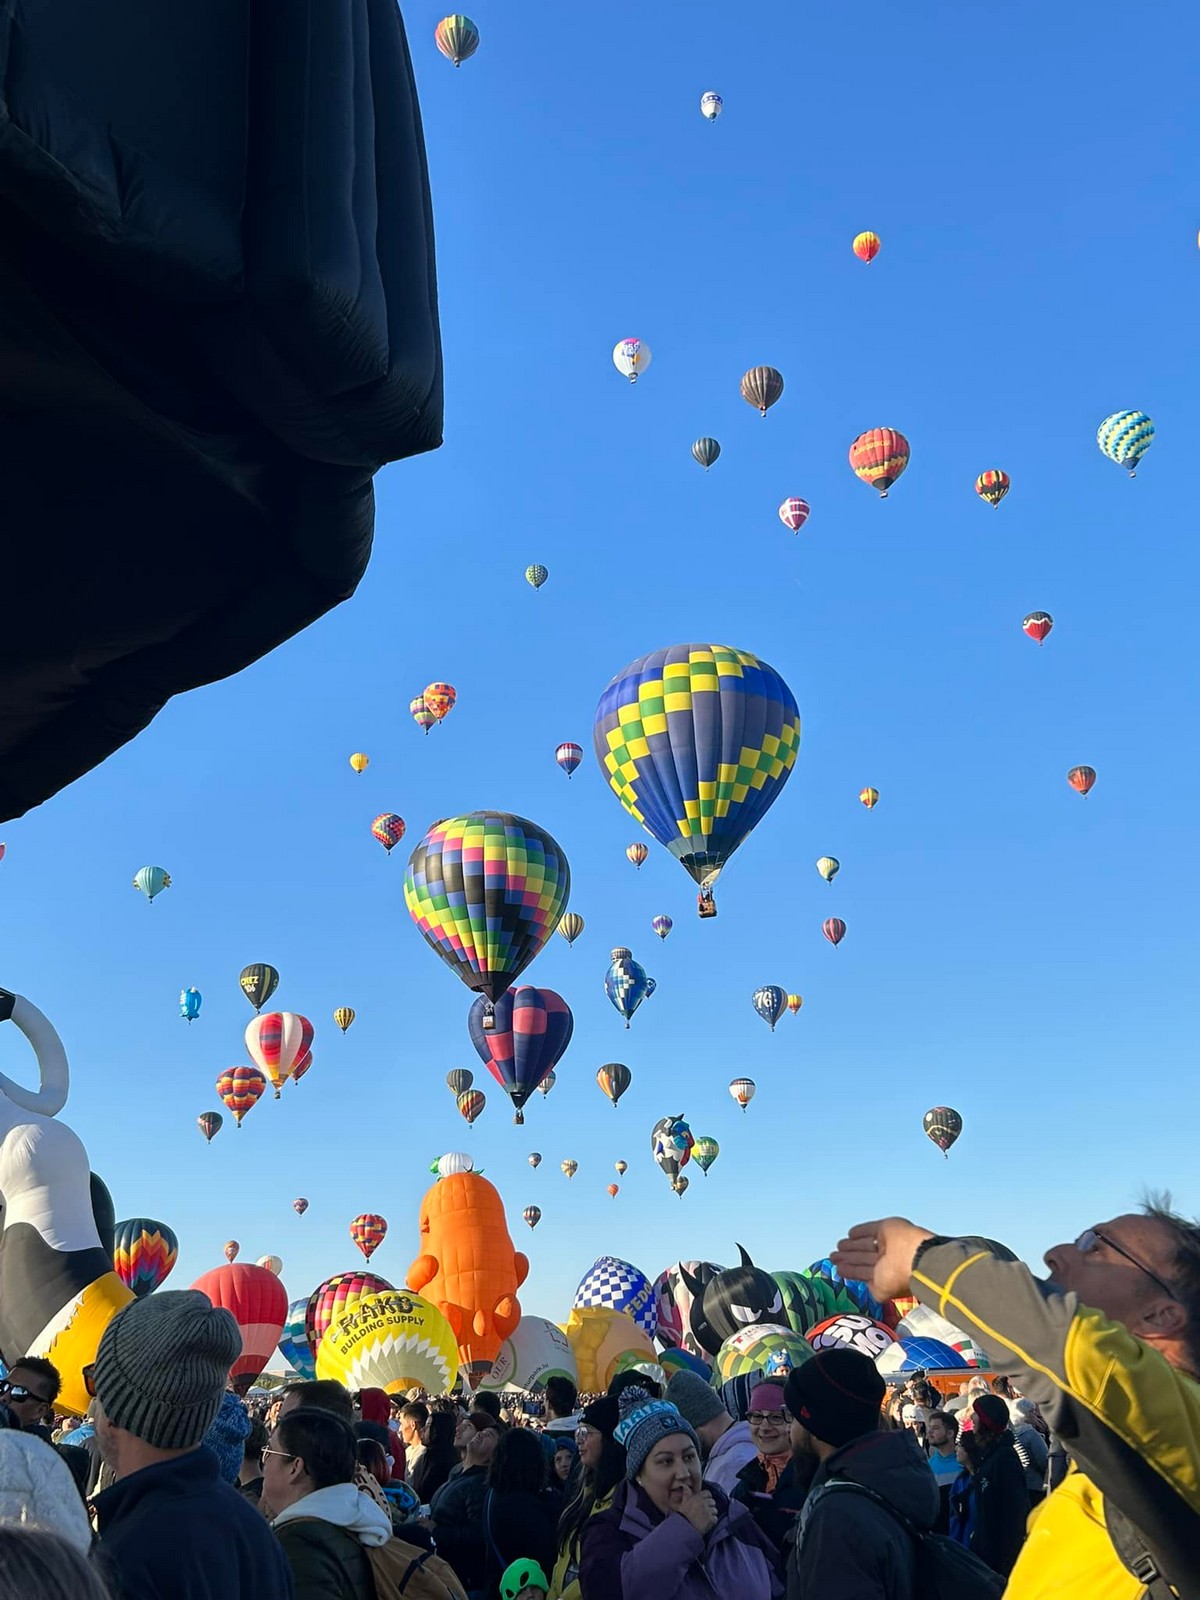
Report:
483,1485,562,1596
549,1482,616,1600
93,1445,293,1600
971,1432,1029,1577
700,1419,757,1496
787,1429,939,1600
732,1456,807,1558
430,1464,489,1592
411,1446,458,1505
1011,1422,1049,1494
949,1469,977,1548
274,1481,393,1600
0,1430,92,1553
579,1478,781,1600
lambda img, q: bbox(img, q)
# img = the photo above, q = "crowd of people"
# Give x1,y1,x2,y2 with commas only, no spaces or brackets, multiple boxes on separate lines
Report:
0,1201,1196,1597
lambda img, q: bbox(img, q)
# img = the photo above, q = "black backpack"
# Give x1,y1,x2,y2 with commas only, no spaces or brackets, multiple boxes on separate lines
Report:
801,1479,1004,1599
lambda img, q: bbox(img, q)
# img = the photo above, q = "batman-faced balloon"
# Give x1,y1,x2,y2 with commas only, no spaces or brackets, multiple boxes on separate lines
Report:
679,1245,784,1356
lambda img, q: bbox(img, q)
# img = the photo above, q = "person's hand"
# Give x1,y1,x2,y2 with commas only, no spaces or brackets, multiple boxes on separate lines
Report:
678,1488,718,1536
831,1218,935,1301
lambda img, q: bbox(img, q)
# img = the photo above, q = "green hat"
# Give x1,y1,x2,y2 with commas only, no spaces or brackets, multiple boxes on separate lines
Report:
500,1558,549,1600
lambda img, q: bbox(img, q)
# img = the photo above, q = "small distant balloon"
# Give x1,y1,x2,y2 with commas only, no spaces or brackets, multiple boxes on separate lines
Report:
133,866,171,903
859,787,879,810
434,13,479,66
786,994,803,1015
613,338,652,384
293,1198,309,1215
923,1106,963,1156
526,564,549,591
1067,765,1096,796
607,1184,619,1198
823,918,846,947
691,437,721,470
372,814,407,854
692,1135,719,1174
975,469,1011,508
561,1160,578,1179
523,1205,542,1229
740,366,784,417
815,857,839,884
778,498,810,533
558,913,585,947
852,231,880,263
410,695,436,733
446,1069,474,1098
458,1088,486,1125
215,1066,267,1127
351,1214,387,1260
615,1160,628,1176
752,986,787,1032
699,91,723,122
257,1255,283,1276
424,683,457,724
1023,612,1053,645
333,1007,355,1033
651,914,673,941
627,843,648,869
349,752,369,773
224,1241,240,1264
850,428,910,497
197,1111,223,1143
1097,411,1154,477
179,987,202,1023
239,963,279,1013
556,742,583,779
538,1072,557,1098
528,1152,542,1169
597,1062,632,1107
729,1078,756,1111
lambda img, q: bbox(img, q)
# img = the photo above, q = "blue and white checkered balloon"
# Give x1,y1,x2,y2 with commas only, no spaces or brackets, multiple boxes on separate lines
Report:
573,1254,658,1338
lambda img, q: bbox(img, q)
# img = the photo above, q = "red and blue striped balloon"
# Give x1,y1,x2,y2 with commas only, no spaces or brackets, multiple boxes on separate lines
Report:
468,986,574,1124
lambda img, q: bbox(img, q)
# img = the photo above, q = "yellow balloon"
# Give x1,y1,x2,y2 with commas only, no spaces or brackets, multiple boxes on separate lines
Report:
815,856,839,883
786,993,803,1015
557,912,585,947
333,1007,356,1033
562,1306,655,1392
350,753,370,773
316,1290,459,1395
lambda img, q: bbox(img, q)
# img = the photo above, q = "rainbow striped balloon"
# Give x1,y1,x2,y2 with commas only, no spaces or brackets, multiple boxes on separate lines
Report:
850,428,910,497
113,1218,179,1299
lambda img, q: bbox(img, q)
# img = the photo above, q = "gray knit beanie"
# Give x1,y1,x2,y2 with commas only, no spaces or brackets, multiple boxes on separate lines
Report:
94,1290,241,1449
615,1386,700,1481
666,1368,725,1430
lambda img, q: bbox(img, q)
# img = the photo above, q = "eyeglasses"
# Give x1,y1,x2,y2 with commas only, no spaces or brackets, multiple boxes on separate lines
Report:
575,1425,597,1441
1075,1228,1178,1302
261,1447,296,1466
82,1365,97,1399
0,1381,51,1406
747,1411,790,1427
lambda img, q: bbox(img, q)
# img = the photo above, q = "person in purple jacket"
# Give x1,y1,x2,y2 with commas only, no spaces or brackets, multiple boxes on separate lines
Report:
577,1386,782,1600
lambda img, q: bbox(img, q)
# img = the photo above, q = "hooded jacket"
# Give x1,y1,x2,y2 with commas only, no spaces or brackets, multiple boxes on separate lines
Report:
430,1463,490,1592
274,1481,393,1600
912,1234,1200,1599
787,1429,940,1600
701,1419,757,1496
970,1430,1029,1576
579,1478,782,1600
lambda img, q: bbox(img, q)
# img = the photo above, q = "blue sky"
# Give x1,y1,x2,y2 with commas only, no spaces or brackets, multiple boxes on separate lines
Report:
5,0,1199,1355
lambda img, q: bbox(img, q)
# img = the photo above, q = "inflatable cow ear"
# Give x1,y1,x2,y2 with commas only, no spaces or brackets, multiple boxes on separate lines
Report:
0,994,69,1117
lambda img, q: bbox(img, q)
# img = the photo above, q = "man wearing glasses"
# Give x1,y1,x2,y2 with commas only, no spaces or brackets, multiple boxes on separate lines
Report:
0,1357,61,1438
833,1200,1200,1598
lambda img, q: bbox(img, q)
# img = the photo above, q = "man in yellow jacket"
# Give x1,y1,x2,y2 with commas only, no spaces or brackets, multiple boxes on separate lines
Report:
832,1201,1200,1599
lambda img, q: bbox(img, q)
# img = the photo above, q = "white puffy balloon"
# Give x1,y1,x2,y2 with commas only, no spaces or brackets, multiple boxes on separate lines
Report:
479,1315,577,1393
612,338,652,384
437,1151,475,1178
700,92,723,122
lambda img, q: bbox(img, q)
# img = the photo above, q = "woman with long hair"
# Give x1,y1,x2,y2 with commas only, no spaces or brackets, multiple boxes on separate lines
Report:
549,1396,623,1600
483,1427,561,1596
412,1408,460,1504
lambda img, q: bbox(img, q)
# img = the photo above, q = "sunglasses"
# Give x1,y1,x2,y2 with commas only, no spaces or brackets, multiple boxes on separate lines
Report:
82,1365,97,1399
0,1381,51,1406
261,1447,296,1466
1075,1228,1177,1302
747,1410,790,1426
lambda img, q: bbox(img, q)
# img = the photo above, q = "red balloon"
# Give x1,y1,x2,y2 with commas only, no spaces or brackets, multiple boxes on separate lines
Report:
822,917,846,947
350,1213,388,1261
1067,765,1096,796
190,1263,288,1393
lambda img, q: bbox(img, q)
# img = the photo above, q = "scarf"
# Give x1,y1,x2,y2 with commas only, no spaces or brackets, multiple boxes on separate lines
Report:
759,1451,791,1492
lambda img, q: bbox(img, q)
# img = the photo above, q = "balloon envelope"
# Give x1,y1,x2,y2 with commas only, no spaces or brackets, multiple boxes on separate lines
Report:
317,1290,459,1393
479,1315,577,1392
306,1271,395,1357
245,1012,314,1098
190,1264,288,1393
469,987,574,1119
574,1255,657,1338
239,964,279,1012
278,1297,317,1380
113,1218,179,1298
351,1214,388,1260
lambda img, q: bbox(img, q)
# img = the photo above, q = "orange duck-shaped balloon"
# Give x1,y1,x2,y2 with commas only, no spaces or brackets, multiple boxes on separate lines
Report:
405,1171,529,1383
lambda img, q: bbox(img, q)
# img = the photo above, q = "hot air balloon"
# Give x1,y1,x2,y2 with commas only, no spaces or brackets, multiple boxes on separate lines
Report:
556,742,583,779
740,366,784,417
1023,611,1054,645
405,812,571,1006
469,987,574,1124
561,1160,578,1180
595,644,800,911
320,1288,462,1395
597,1062,632,1107
458,1089,486,1126
215,1066,267,1127
524,1206,542,1229
279,1297,317,1380
850,428,910,497
692,1136,719,1175
292,1049,313,1084
626,843,648,869
691,437,721,470
651,914,673,940
293,1198,309,1215
239,963,279,1013
700,91,723,122
557,912,585,947
224,1241,240,1263
975,469,1011,507
729,1078,756,1111
778,497,811,532
823,918,846,947
605,949,653,1028
191,1263,289,1392
859,787,879,810
349,753,369,773
1067,766,1097,796
528,1152,542,1169
179,987,202,1023
372,814,407,854
410,695,436,733
305,1270,395,1358
257,1255,283,1276
651,1114,694,1194
424,682,457,724
786,994,803,1015
923,1106,963,1156
752,985,787,1031
245,1012,315,1098
113,1219,179,1298
1098,411,1154,477
852,231,881,263
133,866,171,903
615,1160,628,1176
434,13,479,65
446,1069,474,1099
197,1111,223,1143
333,1007,355,1034
351,1213,388,1261
675,1176,690,1196
816,857,839,884
539,1072,557,1098
613,338,651,384
607,1184,619,1198
525,564,548,591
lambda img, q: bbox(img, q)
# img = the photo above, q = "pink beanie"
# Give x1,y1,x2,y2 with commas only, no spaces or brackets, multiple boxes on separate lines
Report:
749,1382,787,1413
